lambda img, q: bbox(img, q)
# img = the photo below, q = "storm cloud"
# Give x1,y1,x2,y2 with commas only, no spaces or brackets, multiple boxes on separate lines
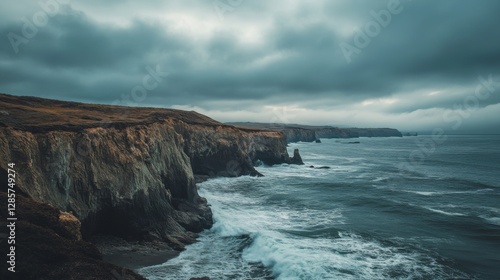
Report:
1,0,499,133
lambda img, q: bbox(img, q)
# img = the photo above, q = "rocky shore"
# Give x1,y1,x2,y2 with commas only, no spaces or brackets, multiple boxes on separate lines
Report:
0,93,302,279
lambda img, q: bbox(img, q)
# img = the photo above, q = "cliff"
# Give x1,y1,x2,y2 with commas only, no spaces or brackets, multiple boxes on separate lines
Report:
173,122,293,176
347,128,403,138
0,117,212,246
229,122,402,142
228,123,317,143
0,93,296,249
314,127,359,139
282,127,317,143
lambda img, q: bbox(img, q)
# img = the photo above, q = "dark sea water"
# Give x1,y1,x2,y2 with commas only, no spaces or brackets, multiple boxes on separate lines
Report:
139,135,500,279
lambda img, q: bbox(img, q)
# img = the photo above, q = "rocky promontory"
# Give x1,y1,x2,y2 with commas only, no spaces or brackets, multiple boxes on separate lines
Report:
229,122,402,143
0,93,300,278
347,128,403,138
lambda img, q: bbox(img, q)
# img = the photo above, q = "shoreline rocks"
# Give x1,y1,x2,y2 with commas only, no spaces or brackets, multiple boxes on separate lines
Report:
309,165,331,169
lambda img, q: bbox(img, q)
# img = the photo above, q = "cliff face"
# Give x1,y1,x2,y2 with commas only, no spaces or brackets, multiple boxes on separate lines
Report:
0,122,211,244
287,127,402,140
228,122,402,142
282,127,317,143
314,127,359,139
0,93,295,248
226,123,317,143
348,128,402,137
173,122,291,176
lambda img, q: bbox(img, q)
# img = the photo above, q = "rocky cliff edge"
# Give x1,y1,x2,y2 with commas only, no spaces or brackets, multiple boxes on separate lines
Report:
0,93,297,249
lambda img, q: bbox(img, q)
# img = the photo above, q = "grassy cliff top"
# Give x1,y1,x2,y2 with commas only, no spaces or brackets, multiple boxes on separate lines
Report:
0,93,236,133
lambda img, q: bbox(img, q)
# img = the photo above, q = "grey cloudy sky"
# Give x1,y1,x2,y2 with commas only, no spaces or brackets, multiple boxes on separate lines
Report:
1,0,499,133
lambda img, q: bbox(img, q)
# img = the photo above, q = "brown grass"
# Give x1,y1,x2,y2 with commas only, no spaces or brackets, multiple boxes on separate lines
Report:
0,93,231,133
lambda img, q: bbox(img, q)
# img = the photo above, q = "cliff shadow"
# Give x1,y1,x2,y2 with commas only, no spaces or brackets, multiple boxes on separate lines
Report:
80,192,140,240
80,189,172,241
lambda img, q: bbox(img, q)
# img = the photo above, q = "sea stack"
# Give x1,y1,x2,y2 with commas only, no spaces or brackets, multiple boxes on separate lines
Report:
290,149,304,165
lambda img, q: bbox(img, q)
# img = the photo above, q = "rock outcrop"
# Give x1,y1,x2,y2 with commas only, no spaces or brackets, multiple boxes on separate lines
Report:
0,119,212,245
0,93,297,249
309,165,331,169
290,149,304,165
173,122,292,176
282,127,317,143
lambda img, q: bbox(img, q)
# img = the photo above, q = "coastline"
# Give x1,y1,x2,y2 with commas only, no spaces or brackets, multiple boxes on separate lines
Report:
0,93,404,279
0,93,296,279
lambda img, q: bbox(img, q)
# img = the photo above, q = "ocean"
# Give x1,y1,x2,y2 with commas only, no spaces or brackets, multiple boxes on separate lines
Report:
139,135,500,280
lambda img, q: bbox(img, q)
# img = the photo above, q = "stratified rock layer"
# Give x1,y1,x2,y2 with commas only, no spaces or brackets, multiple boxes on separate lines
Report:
0,121,211,244
0,93,295,247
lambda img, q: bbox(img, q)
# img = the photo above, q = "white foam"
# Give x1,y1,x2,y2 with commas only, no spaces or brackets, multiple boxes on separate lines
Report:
425,207,466,217
199,179,344,236
407,190,437,196
138,140,482,280
140,176,468,280
139,231,271,280
242,231,465,280
372,176,390,182
402,189,494,196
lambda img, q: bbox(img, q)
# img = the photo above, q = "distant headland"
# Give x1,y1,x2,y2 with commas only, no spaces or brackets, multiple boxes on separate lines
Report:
228,122,403,143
